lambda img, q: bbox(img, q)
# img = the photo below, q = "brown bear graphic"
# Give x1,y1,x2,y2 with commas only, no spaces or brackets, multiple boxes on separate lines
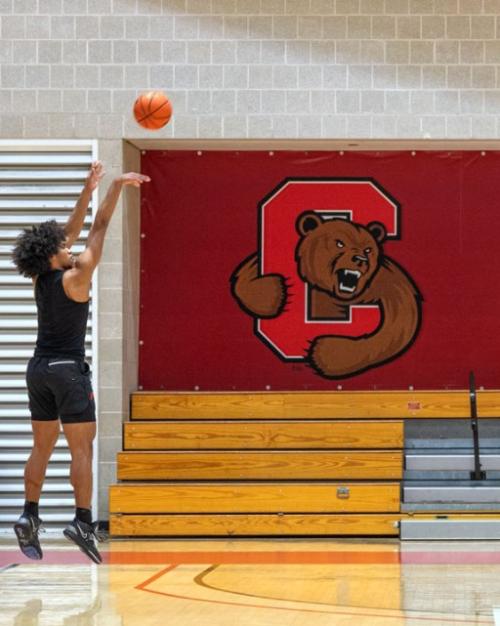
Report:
231,211,422,379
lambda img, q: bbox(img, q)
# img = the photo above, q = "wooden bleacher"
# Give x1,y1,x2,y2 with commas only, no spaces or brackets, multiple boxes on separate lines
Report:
109,391,500,537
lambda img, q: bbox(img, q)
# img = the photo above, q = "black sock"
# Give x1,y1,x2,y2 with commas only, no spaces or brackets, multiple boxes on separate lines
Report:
75,507,92,525
23,500,39,518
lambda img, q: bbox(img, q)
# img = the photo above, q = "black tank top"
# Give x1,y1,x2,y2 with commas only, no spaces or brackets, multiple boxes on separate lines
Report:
34,270,89,359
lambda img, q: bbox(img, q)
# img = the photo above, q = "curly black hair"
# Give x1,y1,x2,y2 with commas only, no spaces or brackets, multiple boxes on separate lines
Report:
12,220,66,278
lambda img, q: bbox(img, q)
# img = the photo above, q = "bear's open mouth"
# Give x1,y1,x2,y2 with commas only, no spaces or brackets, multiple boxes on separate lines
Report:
336,269,361,293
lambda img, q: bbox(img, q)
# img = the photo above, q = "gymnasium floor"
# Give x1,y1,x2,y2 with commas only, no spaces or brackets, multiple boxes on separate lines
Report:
1,538,499,626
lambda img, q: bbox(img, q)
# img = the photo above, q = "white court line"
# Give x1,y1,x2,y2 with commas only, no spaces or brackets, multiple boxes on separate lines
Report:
493,607,500,626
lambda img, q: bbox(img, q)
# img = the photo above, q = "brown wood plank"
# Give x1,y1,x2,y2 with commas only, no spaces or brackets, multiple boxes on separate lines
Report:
132,391,500,419
109,511,500,537
123,420,404,450
109,513,400,536
109,482,400,514
117,451,403,480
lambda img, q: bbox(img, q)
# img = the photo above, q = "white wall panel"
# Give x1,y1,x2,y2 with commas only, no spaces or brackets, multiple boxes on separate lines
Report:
0,141,97,532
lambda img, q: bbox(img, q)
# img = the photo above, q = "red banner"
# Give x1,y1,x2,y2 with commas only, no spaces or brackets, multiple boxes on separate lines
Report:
139,150,500,391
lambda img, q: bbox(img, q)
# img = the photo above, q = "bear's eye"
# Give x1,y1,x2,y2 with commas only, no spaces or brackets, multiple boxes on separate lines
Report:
364,247,372,254
336,240,345,248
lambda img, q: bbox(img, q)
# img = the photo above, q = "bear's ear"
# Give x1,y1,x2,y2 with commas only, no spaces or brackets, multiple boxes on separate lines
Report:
296,211,323,236
367,221,387,243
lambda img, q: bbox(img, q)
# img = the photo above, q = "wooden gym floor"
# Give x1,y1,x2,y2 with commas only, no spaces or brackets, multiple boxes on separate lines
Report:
1,538,500,625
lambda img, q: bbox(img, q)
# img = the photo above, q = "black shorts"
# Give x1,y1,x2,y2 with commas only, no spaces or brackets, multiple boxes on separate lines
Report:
26,357,96,424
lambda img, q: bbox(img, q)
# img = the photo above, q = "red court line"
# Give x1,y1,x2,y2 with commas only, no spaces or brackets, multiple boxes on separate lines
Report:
2,549,500,567
135,564,178,589
402,551,500,565
108,550,401,565
108,550,500,566
0,551,98,567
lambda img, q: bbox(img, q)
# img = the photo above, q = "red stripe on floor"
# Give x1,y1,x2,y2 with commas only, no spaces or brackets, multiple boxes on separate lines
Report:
1,549,500,567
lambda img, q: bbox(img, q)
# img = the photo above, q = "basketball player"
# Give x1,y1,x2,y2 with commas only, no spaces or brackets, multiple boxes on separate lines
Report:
11,162,150,563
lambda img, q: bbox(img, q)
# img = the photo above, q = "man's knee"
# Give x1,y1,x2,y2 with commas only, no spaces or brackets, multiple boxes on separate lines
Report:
32,439,57,459
70,443,93,461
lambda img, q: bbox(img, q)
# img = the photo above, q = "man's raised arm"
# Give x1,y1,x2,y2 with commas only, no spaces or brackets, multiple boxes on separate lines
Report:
71,172,150,286
64,161,105,249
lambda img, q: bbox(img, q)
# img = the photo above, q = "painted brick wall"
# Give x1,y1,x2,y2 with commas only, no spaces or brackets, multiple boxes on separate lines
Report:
1,0,500,140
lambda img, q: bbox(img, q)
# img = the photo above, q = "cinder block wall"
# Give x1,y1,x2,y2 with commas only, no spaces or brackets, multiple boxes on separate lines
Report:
1,0,499,518
2,0,500,141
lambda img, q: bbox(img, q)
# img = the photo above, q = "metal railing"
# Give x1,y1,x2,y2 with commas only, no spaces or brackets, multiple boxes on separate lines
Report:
469,371,486,481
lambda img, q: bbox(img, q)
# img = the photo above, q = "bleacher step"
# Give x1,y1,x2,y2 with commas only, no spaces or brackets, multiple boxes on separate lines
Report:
400,519,500,540
402,502,500,512
404,485,500,503
404,470,500,481
406,438,500,450
405,454,500,471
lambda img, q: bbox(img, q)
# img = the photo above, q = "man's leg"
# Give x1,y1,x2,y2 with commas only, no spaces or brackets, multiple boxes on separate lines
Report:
14,420,60,560
62,421,96,511
62,421,102,564
25,420,60,503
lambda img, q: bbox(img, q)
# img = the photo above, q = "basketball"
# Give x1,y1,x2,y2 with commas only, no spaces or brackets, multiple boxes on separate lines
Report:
133,91,173,130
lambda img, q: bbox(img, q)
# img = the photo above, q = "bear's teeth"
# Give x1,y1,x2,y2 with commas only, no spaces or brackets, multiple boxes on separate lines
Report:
337,269,361,293
339,283,356,293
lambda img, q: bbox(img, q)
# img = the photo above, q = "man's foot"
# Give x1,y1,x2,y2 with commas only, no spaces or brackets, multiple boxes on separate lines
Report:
14,514,43,560
63,519,102,564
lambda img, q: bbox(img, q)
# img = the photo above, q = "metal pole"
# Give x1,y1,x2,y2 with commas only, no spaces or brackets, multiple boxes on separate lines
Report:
469,371,485,481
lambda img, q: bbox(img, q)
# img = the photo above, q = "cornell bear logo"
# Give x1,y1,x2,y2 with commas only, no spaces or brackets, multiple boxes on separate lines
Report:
230,179,423,379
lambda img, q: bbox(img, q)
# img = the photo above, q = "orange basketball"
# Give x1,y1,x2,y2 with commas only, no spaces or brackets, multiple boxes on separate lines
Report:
133,91,173,130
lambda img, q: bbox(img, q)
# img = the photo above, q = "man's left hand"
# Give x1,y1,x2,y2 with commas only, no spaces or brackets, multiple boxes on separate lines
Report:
85,161,105,192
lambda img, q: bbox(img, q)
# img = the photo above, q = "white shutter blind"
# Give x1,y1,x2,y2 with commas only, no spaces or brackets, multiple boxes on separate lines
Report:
0,141,97,531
